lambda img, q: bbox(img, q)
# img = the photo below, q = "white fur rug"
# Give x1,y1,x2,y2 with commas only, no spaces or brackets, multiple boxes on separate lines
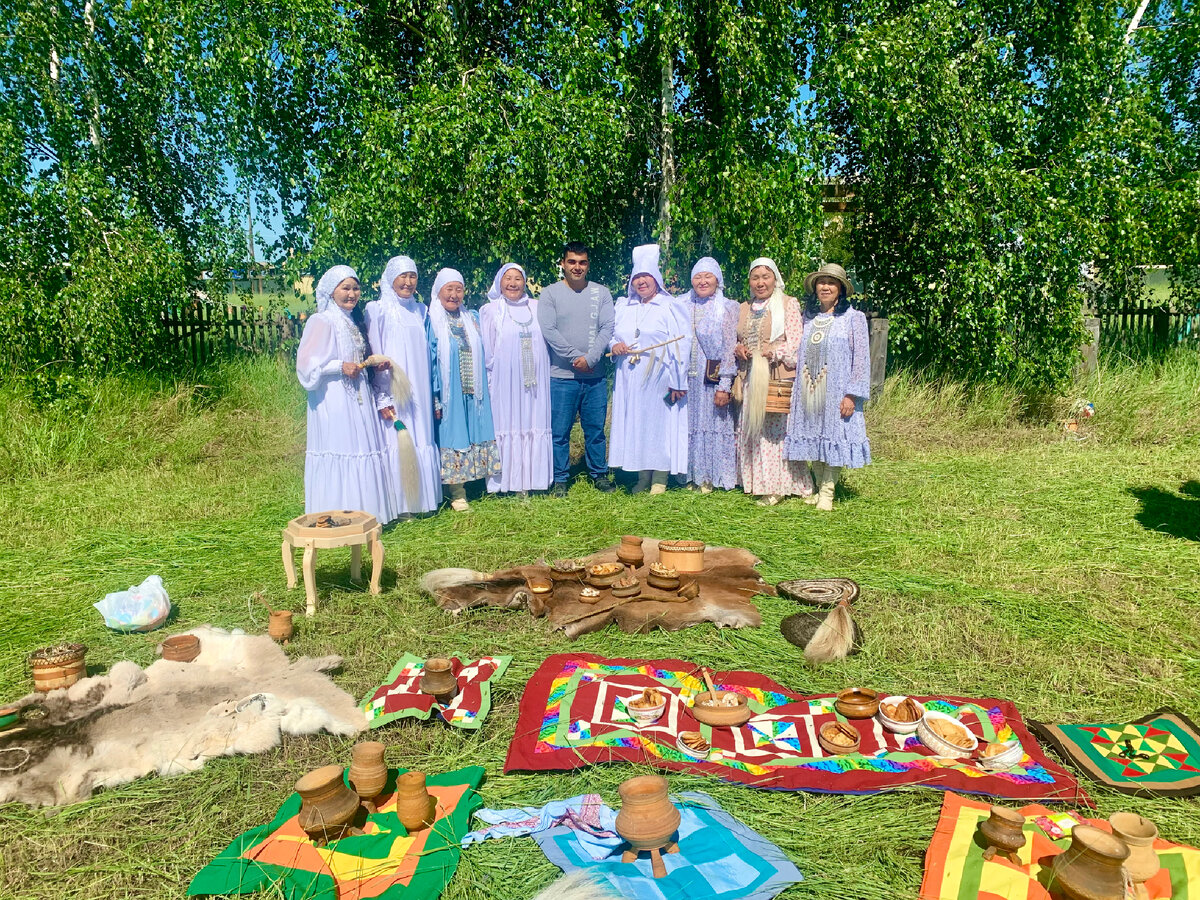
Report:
0,626,366,807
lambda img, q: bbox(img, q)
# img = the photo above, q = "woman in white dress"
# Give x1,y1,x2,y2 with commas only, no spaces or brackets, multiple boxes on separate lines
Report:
364,255,442,514
479,263,553,496
295,265,398,524
608,244,691,494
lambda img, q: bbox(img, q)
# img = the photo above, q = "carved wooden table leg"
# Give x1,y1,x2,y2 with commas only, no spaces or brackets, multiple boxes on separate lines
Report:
350,543,362,582
369,528,384,595
302,545,318,616
283,538,297,589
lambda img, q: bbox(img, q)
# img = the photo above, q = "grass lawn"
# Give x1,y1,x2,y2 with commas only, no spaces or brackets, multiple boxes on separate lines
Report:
0,351,1198,899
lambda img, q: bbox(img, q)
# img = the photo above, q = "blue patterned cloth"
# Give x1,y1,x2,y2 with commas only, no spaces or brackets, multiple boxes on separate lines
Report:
531,792,802,900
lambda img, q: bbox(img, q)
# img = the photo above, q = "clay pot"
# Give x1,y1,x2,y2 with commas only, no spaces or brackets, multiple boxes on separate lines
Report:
419,658,458,704
617,536,645,569
835,687,880,719
615,775,680,851
296,765,360,845
161,634,200,663
269,610,294,643
348,741,388,811
979,806,1027,862
691,691,753,727
646,572,681,591
29,643,87,692
1109,812,1160,889
586,563,627,587
395,770,437,833
1050,824,1130,900
657,540,705,574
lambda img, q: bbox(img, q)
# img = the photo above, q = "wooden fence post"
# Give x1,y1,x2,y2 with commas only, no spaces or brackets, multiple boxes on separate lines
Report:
1081,317,1100,374
867,315,888,402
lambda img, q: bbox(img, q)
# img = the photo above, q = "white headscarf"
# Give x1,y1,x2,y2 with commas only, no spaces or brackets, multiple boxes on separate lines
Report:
749,257,787,343
683,257,728,304
624,243,670,301
487,262,530,302
378,256,418,307
427,267,484,406
315,265,359,314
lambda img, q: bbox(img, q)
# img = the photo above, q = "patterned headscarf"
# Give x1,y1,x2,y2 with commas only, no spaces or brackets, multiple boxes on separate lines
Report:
315,265,359,313
683,257,728,304
378,256,418,307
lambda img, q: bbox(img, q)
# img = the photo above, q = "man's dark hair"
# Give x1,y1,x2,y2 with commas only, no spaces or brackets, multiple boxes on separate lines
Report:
562,241,590,259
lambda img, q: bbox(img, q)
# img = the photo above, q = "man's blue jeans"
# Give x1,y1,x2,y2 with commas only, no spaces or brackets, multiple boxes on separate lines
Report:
549,376,609,483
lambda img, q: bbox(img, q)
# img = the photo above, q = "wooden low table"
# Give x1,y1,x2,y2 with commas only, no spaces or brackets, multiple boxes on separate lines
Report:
282,511,384,616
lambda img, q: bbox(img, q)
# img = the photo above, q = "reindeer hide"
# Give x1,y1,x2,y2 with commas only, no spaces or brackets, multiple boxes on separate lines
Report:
423,540,772,639
0,626,366,807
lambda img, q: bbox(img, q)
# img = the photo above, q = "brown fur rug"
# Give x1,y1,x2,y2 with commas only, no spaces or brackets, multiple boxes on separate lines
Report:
0,626,365,807
422,539,772,639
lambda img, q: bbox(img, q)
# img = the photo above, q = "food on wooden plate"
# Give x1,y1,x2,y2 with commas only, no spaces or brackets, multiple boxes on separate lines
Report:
699,692,744,708
579,587,602,603
821,721,859,747
614,576,639,589
881,698,922,723
588,563,624,577
679,731,710,753
628,688,665,709
648,562,678,577
550,558,585,571
928,716,972,748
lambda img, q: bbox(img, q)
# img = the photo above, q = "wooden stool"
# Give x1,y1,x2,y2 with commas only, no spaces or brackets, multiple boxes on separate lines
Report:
283,511,384,616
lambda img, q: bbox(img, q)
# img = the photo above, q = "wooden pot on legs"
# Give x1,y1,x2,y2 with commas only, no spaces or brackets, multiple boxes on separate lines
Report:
615,775,681,879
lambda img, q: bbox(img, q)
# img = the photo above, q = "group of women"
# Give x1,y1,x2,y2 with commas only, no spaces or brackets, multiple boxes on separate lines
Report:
296,249,871,525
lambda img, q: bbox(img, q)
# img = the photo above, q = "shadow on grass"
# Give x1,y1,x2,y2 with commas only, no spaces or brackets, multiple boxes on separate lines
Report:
1129,481,1200,542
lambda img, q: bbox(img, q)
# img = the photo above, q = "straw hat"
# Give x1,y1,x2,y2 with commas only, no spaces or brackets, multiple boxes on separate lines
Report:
803,263,855,297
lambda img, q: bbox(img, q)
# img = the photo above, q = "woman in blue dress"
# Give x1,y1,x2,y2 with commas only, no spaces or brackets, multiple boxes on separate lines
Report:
784,263,871,510
426,267,501,511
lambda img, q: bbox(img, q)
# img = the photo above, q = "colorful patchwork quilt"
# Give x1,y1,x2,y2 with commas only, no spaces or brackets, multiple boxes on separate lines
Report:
504,654,1087,802
188,766,483,900
920,791,1200,899
1032,708,1200,797
360,655,510,730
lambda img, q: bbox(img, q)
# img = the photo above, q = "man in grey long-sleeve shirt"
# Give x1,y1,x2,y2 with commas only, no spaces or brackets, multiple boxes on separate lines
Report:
536,241,616,495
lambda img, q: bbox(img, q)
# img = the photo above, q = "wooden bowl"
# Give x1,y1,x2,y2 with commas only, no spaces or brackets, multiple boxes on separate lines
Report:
526,576,553,595
548,559,586,581
835,687,880,719
818,720,861,755
586,562,626,587
691,690,752,727
646,572,681,591
579,587,603,604
611,578,641,599
161,634,201,663
658,540,705,573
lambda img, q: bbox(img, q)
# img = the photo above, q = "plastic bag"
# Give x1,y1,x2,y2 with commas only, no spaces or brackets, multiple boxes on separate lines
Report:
94,575,172,632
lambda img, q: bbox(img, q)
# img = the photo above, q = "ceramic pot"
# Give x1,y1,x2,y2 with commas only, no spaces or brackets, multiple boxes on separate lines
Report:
646,572,681,591
979,806,1026,861
1050,824,1130,900
269,610,294,643
617,536,645,569
161,634,201,663
296,765,360,845
691,691,753,727
348,741,388,808
615,775,680,851
395,770,437,833
586,563,626,588
419,658,458,704
1109,812,1160,887
29,643,87,692
657,540,705,574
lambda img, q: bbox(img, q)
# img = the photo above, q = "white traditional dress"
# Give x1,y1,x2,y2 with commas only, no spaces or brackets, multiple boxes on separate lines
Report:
479,263,553,492
364,255,442,514
607,244,691,476
296,265,398,524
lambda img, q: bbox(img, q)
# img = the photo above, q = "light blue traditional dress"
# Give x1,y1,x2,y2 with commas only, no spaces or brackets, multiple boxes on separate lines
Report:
427,268,502,485
296,265,398,524
607,244,691,479
364,255,442,514
783,305,872,468
678,257,739,490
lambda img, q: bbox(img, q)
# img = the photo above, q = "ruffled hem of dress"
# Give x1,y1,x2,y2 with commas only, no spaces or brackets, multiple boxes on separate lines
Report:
783,436,871,469
489,430,553,492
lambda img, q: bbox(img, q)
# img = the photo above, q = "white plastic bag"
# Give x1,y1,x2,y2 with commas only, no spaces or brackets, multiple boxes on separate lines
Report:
94,575,172,632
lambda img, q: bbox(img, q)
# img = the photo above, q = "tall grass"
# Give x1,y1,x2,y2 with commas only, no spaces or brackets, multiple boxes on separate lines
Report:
0,350,1198,900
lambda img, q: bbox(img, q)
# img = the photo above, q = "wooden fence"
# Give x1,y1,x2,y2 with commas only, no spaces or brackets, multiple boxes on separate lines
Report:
162,302,302,365
1092,295,1199,349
